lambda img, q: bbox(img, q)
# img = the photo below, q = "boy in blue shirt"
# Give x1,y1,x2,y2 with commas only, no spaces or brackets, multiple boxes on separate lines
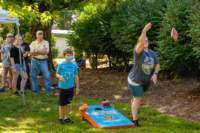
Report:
56,48,80,124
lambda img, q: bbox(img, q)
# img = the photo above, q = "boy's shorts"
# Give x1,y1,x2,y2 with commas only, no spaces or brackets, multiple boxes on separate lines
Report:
128,83,150,97
59,88,74,106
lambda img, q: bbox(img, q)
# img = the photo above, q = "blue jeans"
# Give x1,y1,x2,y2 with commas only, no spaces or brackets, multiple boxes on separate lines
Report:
31,59,52,94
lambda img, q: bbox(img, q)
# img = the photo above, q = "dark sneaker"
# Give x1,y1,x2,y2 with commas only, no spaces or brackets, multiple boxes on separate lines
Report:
13,91,20,96
63,118,74,124
58,119,65,124
132,120,140,127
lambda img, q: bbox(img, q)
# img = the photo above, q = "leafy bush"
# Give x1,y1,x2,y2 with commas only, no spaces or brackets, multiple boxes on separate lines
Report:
157,0,198,76
188,1,200,70
68,0,164,70
51,36,58,58
68,0,200,76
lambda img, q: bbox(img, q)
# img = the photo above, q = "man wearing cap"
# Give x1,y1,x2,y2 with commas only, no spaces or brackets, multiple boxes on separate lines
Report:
30,30,52,95
0,33,14,93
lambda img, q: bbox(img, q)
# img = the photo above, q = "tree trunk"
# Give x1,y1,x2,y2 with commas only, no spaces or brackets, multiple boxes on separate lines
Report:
95,53,98,69
107,54,112,69
43,21,55,71
124,56,129,72
29,26,37,41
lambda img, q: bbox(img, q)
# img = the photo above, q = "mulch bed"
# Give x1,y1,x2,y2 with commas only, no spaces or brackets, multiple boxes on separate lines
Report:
79,69,200,122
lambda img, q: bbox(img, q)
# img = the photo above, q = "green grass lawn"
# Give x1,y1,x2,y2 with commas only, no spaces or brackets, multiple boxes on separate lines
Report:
0,90,200,133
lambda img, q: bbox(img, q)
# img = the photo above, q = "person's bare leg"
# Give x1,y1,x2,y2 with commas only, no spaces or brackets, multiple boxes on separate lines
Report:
12,71,19,93
2,67,8,88
8,67,13,89
131,97,142,121
20,72,28,92
59,106,64,119
64,105,71,119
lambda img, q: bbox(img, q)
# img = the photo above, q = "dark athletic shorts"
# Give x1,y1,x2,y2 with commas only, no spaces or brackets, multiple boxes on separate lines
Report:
59,88,74,106
128,83,150,97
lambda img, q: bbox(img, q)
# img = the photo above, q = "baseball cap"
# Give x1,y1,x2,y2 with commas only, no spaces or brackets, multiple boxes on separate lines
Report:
36,30,43,35
6,33,14,37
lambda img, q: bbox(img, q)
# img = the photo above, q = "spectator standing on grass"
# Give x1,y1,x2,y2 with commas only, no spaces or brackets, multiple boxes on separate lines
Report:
16,35,31,90
30,30,52,95
10,35,28,95
0,33,14,91
128,23,160,127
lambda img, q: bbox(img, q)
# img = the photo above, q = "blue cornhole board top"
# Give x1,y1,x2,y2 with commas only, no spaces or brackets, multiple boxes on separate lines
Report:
86,104,134,128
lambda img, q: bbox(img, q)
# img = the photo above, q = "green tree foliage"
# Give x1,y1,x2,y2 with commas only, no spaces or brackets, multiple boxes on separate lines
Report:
188,1,200,67
68,0,200,76
0,0,84,69
157,0,199,76
68,0,165,70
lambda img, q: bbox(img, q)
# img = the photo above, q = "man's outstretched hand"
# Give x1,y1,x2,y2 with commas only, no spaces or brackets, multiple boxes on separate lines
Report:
143,22,152,32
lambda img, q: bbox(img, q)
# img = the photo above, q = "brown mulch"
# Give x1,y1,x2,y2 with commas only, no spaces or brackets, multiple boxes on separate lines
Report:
79,69,200,122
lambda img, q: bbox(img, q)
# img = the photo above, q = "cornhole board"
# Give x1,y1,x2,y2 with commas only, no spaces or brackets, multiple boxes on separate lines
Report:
80,104,135,129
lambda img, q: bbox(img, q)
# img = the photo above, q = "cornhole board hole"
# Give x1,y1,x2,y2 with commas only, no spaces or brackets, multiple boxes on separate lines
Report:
80,104,135,129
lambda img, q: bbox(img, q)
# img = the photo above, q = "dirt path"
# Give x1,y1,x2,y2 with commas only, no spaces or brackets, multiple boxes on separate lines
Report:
79,69,200,122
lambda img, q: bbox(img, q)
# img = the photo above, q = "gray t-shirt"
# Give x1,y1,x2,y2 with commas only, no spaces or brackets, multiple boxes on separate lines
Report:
128,49,159,85
1,43,12,67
